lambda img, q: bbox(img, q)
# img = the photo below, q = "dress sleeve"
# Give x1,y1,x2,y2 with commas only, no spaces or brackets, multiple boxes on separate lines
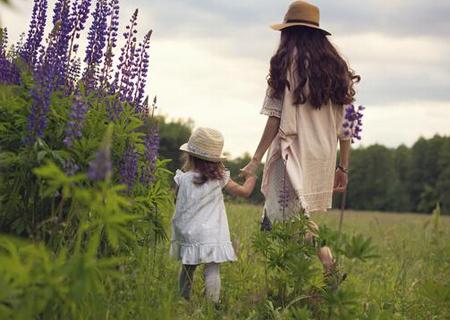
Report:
336,105,352,141
174,169,184,185
220,170,231,188
260,86,283,118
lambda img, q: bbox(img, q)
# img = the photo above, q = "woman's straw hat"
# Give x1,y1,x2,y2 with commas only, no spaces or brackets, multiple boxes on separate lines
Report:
179,127,226,162
271,1,331,35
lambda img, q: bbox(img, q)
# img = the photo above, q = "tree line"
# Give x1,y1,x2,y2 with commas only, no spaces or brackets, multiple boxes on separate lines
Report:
157,117,450,214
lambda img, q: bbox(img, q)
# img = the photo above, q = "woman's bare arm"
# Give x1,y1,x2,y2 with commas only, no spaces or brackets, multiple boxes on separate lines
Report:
241,116,281,176
338,139,350,169
334,139,351,192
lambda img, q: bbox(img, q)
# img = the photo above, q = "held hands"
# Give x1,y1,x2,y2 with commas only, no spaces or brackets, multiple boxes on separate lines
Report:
240,158,260,178
333,167,348,193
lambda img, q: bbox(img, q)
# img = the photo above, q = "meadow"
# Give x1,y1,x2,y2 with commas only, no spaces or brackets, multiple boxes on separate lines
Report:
1,0,449,318
111,203,450,320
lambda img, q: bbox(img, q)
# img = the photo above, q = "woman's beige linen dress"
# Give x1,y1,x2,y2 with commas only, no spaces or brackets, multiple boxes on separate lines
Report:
260,66,350,222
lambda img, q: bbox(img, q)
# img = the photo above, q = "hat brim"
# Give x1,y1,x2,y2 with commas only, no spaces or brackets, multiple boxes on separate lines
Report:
179,143,226,163
270,22,331,35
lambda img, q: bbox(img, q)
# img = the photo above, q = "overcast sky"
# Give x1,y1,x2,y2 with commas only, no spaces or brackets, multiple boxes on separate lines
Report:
2,0,450,157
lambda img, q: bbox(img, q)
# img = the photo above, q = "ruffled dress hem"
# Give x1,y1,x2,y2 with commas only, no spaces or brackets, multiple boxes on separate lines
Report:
170,241,237,265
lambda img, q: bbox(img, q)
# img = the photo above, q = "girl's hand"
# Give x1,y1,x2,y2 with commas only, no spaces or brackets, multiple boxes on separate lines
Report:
225,176,256,198
333,168,348,193
240,158,260,177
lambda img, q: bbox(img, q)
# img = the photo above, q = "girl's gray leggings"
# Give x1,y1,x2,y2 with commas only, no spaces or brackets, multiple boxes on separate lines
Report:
179,263,220,302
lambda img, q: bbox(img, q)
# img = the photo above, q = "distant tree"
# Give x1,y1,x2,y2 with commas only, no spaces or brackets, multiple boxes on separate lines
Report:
157,117,193,173
151,117,450,214
347,145,399,211
224,153,264,204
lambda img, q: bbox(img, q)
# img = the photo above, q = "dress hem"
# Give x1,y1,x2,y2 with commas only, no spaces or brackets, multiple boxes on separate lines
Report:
170,241,237,265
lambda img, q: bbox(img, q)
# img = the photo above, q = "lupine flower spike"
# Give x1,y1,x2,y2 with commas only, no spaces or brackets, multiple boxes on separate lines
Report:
343,104,365,143
141,96,160,185
20,0,48,69
84,0,109,90
64,90,89,147
120,143,139,190
88,125,113,181
99,0,120,89
279,154,290,220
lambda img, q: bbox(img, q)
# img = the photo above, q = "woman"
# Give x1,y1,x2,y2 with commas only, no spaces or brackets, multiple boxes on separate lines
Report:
241,0,360,284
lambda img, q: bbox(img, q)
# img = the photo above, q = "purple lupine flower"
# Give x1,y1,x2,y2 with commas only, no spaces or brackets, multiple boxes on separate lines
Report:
343,104,365,143
141,125,160,185
99,0,119,89
83,0,110,90
66,57,81,92
27,22,64,140
133,30,152,112
67,0,92,65
114,9,139,102
0,28,20,85
43,0,72,88
278,154,290,217
20,0,48,68
106,98,123,121
88,127,113,181
64,92,89,147
0,28,10,83
52,0,65,25
120,143,139,190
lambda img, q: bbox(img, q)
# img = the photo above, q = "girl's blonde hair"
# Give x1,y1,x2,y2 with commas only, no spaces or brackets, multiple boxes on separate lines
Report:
181,153,225,185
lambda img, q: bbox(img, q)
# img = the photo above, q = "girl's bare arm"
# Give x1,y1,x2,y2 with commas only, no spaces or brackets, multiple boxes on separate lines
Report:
225,176,257,198
241,116,281,176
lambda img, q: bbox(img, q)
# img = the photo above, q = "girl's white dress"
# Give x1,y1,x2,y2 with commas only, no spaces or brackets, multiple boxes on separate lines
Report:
170,169,237,265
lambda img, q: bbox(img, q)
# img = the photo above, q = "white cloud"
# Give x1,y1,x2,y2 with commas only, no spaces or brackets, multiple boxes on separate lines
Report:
355,102,450,149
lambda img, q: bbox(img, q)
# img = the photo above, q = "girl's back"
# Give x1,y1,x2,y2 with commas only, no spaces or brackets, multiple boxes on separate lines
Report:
172,169,231,248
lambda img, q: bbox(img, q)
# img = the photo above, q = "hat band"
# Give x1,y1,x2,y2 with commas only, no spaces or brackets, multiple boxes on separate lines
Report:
285,19,319,26
188,142,220,159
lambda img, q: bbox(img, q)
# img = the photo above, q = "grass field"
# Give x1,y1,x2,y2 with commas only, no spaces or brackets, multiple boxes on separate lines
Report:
113,203,450,319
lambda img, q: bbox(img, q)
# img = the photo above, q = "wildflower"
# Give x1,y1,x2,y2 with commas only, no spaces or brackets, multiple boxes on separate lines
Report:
99,0,120,88
114,9,139,102
343,104,364,143
27,22,63,140
20,0,48,68
64,93,89,147
84,0,109,89
133,30,152,112
0,28,20,84
67,0,92,64
141,126,160,185
88,125,113,181
278,154,291,216
120,143,139,190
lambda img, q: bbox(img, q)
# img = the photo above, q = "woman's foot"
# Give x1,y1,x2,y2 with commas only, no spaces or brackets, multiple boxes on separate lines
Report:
323,261,347,292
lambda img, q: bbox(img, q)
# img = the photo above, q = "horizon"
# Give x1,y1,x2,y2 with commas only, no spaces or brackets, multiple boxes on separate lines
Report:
1,0,450,158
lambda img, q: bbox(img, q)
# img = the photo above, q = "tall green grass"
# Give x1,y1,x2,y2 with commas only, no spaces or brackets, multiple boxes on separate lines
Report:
109,203,450,319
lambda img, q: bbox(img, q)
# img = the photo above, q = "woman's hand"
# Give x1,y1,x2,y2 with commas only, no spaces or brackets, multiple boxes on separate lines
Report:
240,158,260,178
333,168,348,193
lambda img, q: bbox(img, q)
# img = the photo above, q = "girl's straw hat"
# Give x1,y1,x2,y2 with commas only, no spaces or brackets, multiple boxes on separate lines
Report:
179,127,226,162
271,1,331,35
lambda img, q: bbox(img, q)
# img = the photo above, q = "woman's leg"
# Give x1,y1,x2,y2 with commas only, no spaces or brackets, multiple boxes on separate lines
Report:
179,264,197,300
203,263,221,303
306,219,334,271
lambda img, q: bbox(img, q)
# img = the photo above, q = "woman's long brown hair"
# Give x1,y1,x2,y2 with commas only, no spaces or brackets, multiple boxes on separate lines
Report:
268,26,360,109
182,154,225,185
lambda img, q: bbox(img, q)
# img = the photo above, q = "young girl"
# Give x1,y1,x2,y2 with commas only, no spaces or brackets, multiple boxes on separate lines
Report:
170,127,256,303
241,0,360,286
